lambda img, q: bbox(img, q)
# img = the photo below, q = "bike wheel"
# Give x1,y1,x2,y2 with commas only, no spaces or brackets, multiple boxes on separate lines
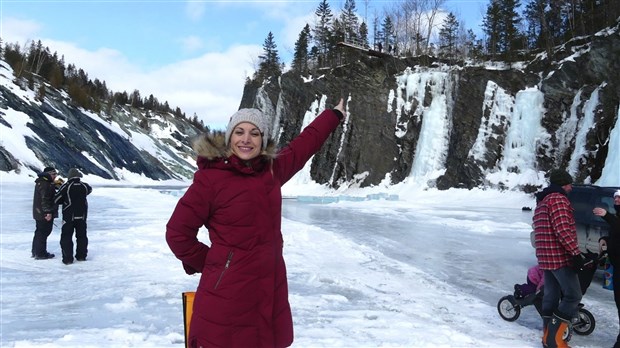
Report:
497,295,520,321
563,325,572,342
572,308,595,336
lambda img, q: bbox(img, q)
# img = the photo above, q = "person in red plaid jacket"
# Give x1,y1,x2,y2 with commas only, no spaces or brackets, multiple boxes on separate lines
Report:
534,169,588,348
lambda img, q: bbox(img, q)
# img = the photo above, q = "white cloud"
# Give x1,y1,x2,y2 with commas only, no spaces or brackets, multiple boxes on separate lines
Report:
143,44,262,128
179,35,204,54
1,17,260,129
184,1,206,21
0,17,41,42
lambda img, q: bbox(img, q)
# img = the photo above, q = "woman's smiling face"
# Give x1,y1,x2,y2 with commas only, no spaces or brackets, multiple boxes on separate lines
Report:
230,122,262,160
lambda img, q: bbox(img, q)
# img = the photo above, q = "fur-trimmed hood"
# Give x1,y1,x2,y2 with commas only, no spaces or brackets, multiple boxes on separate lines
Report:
192,130,277,168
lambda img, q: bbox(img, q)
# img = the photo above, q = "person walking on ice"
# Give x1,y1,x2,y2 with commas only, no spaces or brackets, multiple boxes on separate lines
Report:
54,168,92,265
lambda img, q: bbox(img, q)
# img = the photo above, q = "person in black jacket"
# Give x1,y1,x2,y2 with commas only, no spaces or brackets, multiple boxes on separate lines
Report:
593,189,620,348
54,168,92,265
32,166,59,259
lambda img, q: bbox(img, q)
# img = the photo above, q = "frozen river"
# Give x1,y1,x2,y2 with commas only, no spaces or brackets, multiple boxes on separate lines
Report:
1,182,617,347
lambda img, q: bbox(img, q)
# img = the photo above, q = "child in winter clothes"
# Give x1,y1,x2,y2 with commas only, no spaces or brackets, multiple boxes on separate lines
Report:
514,264,544,298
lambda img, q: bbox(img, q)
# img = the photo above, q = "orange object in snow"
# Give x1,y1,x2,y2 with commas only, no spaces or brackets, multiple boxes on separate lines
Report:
182,292,195,348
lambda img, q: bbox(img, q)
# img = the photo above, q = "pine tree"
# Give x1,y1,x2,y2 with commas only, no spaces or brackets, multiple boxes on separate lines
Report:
130,89,142,108
49,64,64,89
359,21,369,48
499,0,522,55
330,18,346,65
313,0,334,63
308,45,320,69
438,12,459,59
257,31,282,81
482,1,502,57
464,29,483,60
524,0,566,55
380,15,395,52
372,13,380,50
483,0,523,58
292,24,311,74
341,0,360,44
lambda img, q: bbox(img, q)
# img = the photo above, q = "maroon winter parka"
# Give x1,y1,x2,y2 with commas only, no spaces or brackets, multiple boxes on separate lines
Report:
166,109,342,348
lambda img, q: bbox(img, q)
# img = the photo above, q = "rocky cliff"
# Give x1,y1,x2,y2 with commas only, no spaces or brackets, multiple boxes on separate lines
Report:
0,61,200,180
239,21,620,192
1,22,618,190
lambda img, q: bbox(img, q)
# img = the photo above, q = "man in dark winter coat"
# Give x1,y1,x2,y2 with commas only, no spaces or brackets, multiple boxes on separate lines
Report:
32,166,59,259
594,189,620,348
534,169,588,348
54,168,92,265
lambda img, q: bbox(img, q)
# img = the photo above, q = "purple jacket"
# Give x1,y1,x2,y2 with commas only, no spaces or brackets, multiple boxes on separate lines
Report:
528,265,544,291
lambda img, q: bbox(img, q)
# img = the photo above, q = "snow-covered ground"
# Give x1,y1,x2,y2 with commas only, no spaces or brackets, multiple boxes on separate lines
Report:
1,174,618,347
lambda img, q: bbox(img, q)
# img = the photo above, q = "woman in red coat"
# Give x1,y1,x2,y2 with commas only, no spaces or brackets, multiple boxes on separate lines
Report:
166,99,345,348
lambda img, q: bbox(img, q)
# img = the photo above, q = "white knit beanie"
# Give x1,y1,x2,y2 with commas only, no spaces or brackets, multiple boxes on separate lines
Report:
225,108,269,150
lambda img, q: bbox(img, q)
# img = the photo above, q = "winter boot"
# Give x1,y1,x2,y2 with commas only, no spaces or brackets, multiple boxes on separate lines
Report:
34,252,55,260
541,315,551,347
544,311,571,348
514,284,524,299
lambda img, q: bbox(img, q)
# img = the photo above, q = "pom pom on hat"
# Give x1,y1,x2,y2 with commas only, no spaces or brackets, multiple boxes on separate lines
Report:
549,169,573,186
67,168,83,178
224,109,269,150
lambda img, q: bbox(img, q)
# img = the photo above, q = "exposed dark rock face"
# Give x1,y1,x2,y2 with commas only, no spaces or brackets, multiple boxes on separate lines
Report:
1,24,618,190
239,24,620,191
0,63,200,180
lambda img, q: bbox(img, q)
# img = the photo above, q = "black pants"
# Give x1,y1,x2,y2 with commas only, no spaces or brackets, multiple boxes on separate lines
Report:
32,219,54,257
60,219,88,262
613,265,620,347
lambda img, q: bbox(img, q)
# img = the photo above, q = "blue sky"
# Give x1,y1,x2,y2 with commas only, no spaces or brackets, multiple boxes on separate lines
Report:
1,0,489,129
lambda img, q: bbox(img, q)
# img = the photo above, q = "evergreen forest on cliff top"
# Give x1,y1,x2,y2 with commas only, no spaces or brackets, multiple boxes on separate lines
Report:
1,0,618,130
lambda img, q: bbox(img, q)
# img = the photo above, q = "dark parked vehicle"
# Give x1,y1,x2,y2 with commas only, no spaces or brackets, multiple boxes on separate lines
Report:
531,184,620,253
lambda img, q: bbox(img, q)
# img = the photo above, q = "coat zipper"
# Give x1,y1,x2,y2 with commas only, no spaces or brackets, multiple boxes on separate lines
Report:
214,251,233,289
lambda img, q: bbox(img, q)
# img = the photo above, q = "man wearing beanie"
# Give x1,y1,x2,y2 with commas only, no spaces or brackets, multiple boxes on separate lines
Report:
54,168,92,265
167,99,346,347
31,166,59,260
534,168,587,347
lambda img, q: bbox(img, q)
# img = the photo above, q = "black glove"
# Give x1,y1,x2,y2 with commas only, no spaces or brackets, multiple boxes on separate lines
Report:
598,251,609,267
572,253,594,272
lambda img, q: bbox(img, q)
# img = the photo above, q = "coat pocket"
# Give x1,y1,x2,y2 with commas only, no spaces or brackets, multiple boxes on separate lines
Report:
214,250,234,290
